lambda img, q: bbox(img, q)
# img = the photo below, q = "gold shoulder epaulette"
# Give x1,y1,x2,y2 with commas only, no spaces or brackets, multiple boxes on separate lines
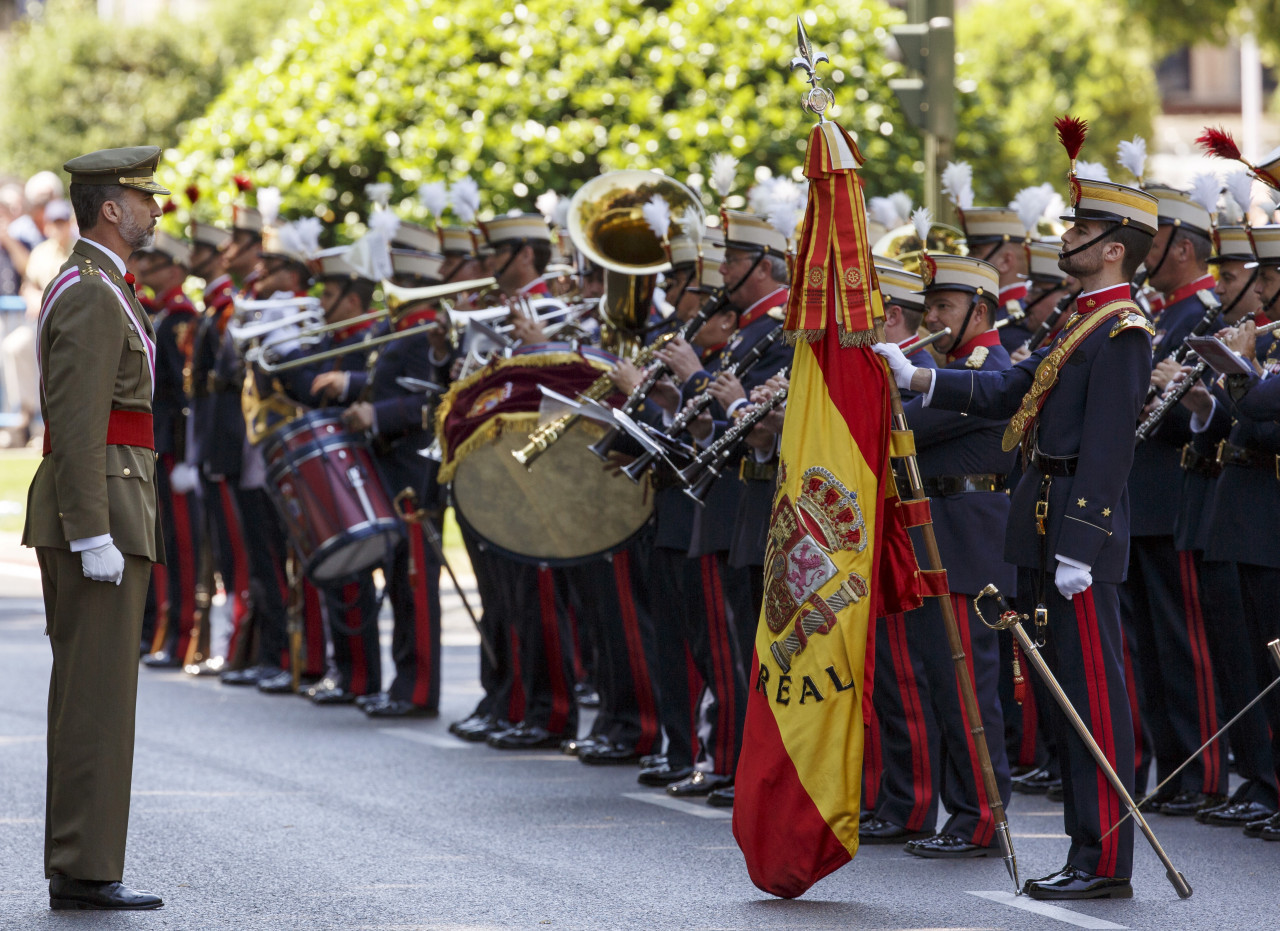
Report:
1004,300,1026,321
1196,289,1222,312
767,306,786,321
1110,310,1155,338
966,345,989,369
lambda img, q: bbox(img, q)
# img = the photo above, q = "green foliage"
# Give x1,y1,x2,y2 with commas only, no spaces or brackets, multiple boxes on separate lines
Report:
954,0,1161,203
175,0,923,236
0,0,302,177
1117,0,1275,59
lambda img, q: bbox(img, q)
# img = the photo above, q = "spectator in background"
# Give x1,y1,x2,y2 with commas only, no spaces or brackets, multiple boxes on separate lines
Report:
8,170,63,252
1,182,29,295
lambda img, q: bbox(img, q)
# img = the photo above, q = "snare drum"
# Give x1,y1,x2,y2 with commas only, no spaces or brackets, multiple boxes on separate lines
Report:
262,409,403,583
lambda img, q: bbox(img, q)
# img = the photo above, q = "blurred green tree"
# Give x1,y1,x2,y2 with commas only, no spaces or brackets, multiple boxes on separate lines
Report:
954,0,1161,203
0,0,303,178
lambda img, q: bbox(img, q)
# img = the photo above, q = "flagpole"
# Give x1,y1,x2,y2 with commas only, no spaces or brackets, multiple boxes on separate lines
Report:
874,318,1021,893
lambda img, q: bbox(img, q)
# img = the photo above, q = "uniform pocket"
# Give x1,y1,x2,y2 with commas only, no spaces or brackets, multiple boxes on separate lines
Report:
127,336,151,399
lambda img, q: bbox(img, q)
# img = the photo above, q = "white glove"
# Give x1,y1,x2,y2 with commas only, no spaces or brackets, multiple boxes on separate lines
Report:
170,462,199,495
872,341,919,391
1054,559,1092,598
81,542,125,586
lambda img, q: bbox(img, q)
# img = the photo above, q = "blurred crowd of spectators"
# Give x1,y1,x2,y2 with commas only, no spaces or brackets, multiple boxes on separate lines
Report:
1,170,77,446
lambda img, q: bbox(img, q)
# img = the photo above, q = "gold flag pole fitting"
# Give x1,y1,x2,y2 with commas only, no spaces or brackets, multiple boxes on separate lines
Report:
790,16,1019,893
974,584,1194,899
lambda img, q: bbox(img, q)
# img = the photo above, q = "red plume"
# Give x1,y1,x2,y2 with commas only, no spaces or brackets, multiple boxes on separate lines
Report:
162,200,177,215
1054,115,1088,161
185,184,200,205
233,174,253,193
1196,126,1242,162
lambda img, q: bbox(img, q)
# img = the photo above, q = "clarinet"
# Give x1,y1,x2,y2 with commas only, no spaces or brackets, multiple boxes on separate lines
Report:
619,324,786,483
1135,316,1277,442
1021,289,1080,354
1141,290,1222,408
679,379,791,504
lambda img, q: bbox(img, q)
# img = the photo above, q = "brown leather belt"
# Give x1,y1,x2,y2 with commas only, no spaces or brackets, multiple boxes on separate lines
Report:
1217,440,1280,479
1180,443,1222,478
922,473,1008,496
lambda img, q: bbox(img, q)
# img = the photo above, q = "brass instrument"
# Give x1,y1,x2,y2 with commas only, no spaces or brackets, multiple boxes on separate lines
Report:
567,169,703,359
873,220,968,274
227,296,326,350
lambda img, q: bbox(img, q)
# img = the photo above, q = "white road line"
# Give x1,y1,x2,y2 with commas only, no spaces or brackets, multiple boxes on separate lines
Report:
968,891,1129,930
378,728,478,750
622,791,732,820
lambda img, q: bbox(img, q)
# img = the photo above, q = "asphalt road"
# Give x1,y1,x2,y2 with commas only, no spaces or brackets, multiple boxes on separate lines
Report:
1,546,1277,931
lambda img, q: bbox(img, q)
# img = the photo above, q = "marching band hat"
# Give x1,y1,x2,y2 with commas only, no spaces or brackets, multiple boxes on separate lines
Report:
481,213,553,248
917,253,1001,297
63,146,170,196
191,221,231,251
961,207,1027,246
1251,225,1280,266
1060,178,1159,235
721,210,788,256
693,243,727,292
312,245,374,284
1027,239,1068,283
439,226,479,257
143,230,192,267
669,227,726,269
876,264,925,311
232,205,264,234
390,249,445,283
392,220,441,255
1210,227,1256,265
1147,184,1213,237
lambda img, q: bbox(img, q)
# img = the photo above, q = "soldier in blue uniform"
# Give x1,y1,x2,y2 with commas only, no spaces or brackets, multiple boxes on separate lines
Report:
875,172,1159,899
959,202,1032,328
1122,186,1226,814
862,254,1016,856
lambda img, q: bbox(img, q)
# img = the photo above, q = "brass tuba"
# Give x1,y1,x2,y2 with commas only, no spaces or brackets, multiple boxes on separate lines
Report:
567,170,703,360
873,221,968,274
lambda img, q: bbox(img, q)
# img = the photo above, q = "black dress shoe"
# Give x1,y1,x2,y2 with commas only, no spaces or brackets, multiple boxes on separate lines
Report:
639,753,666,769
1012,766,1061,795
1156,790,1225,816
220,665,264,686
487,722,564,750
1259,814,1280,841
456,717,510,743
580,742,642,765
1023,865,1132,900
904,833,994,858
560,735,607,757
637,762,694,787
184,657,224,677
363,696,437,718
860,809,874,825
574,682,600,708
1046,783,1065,803
448,711,490,735
256,668,294,693
310,684,358,705
858,816,933,845
1199,800,1275,826
1244,811,1279,838
666,771,733,797
49,876,163,910
142,650,181,669
707,785,735,808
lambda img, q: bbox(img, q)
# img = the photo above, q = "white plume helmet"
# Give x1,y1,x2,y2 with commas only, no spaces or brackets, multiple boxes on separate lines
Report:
417,181,448,220
1116,136,1148,184
1037,182,1066,224
1225,171,1255,221
767,200,802,245
535,190,560,224
1010,185,1053,235
368,206,401,242
346,229,393,283
257,186,282,228
889,191,913,224
747,178,778,216
1260,188,1280,222
911,206,934,248
552,198,571,231
642,195,672,242
449,178,481,224
1188,172,1222,221
278,216,322,260
1076,160,1110,182
709,153,739,199
941,161,974,211
677,205,704,249
364,182,393,209
867,196,901,230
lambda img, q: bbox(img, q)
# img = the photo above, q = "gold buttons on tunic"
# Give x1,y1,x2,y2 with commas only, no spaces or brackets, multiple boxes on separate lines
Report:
123,468,131,476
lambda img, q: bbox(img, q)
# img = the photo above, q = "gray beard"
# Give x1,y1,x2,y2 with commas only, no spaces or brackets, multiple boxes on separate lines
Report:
119,213,154,251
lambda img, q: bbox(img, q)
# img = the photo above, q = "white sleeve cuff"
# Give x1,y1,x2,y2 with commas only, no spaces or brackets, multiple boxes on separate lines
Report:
1189,396,1217,434
921,369,938,406
726,397,749,419
70,533,113,553
1055,554,1091,571
428,348,450,367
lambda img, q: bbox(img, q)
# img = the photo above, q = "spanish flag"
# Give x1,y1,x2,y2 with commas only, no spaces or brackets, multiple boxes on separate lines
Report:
732,119,926,898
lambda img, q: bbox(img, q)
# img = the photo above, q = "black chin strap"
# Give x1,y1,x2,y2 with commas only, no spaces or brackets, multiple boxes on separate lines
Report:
1058,222,1122,260
1220,267,1259,321
1137,226,1179,291
946,292,982,356
728,252,767,298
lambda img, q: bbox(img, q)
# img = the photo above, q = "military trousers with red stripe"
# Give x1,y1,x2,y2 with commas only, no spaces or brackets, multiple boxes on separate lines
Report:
318,571,382,696
382,522,442,710
870,594,1011,844
507,563,577,737
1023,570,1135,879
459,527,520,725
147,454,203,662
1119,537,1226,797
647,546,707,771
1235,563,1280,795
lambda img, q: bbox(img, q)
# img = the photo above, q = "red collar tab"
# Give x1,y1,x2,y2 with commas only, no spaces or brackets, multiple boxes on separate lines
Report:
738,287,788,329
999,282,1028,303
159,285,196,312
396,307,440,332
700,341,728,360
1256,311,1271,326
1165,274,1219,309
1076,284,1131,314
946,327,1002,363
518,279,550,297
334,318,376,343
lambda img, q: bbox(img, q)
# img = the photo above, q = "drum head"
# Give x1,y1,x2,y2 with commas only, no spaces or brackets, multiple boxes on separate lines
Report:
451,419,652,566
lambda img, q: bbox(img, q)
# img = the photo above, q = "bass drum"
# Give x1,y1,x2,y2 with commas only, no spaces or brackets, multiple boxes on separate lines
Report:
439,343,652,566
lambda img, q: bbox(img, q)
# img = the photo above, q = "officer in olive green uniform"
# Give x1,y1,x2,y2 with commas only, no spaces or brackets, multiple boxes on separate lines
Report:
23,147,168,911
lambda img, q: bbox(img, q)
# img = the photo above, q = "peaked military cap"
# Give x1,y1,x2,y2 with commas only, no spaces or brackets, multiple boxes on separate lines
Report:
63,146,170,196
